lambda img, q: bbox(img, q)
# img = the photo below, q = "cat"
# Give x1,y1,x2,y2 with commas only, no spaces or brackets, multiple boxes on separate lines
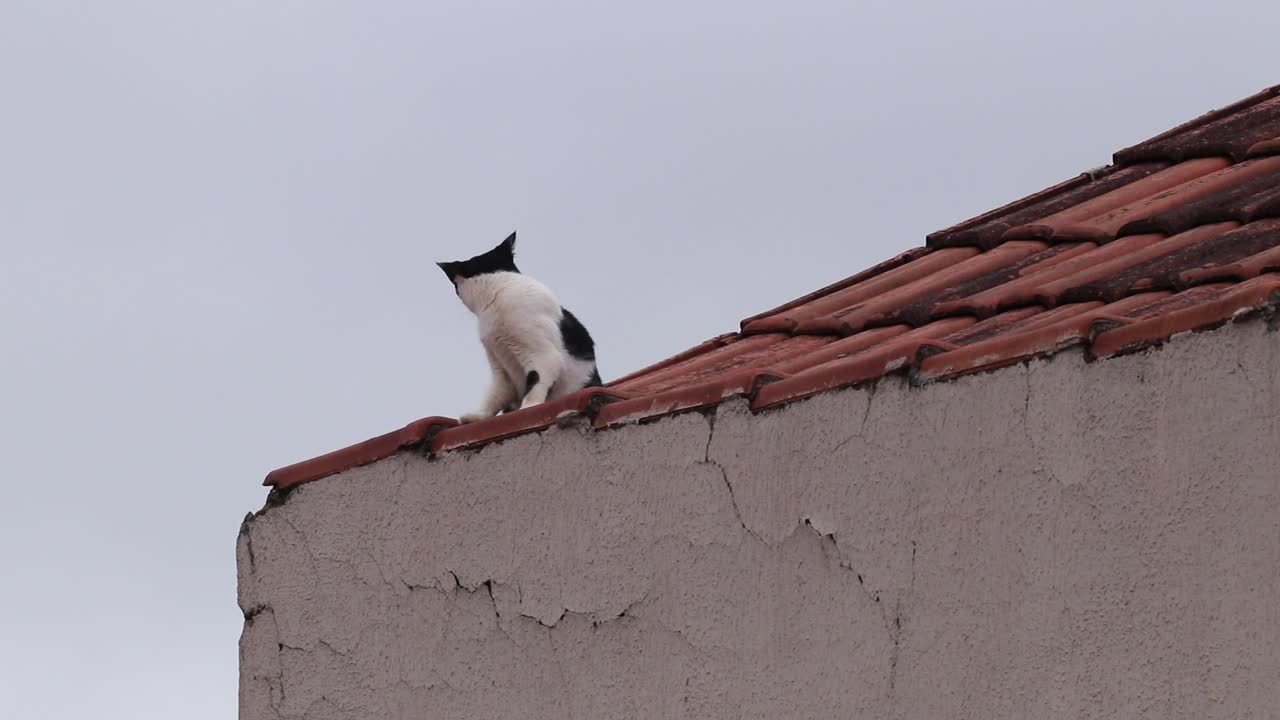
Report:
437,231,602,424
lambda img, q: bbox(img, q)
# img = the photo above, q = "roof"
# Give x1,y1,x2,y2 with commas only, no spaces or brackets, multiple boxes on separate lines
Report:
265,84,1280,491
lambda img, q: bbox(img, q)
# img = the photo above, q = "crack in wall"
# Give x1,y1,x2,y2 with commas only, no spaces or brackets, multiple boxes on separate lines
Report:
714,463,764,544
703,404,906,654
249,605,290,719
860,383,877,436
544,621,573,716
910,541,917,591
891,540,917,695
830,386,877,456
482,580,523,647
701,409,717,461
889,597,902,693
702,412,765,544
805,518,913,698
429,570,649,634
240,514,258,571
887,544,916,695
811,524,894,624
1022,365,1041,459
1021,364,1058,489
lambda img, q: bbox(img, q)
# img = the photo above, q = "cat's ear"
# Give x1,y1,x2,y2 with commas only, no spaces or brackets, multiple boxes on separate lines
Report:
499,231,516,256
436,261,457,281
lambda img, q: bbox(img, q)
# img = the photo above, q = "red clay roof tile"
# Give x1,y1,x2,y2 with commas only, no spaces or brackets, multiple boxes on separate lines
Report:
606,332,738,387
1002,158,1231,243
1117,158,1280,237
1091,274,1280,357
595,368,785,428
264,416,458,490
264,84,1280,490
886,243,1085,327
926,163,1169,250
612,333,828,396
743,247,975,334
1114,89,1280,164
738,246,932,329
430,387,629,453
1247,137,1280,158
926,305,1046,346
770,325,911,374
930,235,1161,318
1059,220,1280,303
914,302,1109,383
751,317,976,410
1034,223,1240,305
793,241,1047,335
1179,242,1280,285
913,294,1175,383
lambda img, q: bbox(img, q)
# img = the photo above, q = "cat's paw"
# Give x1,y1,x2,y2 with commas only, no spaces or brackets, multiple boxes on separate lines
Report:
458,410,492,424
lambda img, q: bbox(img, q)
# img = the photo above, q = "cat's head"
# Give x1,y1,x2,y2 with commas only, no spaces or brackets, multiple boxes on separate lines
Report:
437,231,519,289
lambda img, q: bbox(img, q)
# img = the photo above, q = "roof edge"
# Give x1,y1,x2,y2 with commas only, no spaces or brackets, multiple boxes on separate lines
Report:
263,416,457,490
1111,84,1280,165
262,284,1280,493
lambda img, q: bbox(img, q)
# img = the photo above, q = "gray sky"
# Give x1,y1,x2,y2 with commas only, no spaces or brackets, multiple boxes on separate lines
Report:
1,1,1274,717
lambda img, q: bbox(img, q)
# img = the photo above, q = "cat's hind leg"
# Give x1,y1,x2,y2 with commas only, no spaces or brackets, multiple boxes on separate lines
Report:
518,352,563,410
459,350,518,424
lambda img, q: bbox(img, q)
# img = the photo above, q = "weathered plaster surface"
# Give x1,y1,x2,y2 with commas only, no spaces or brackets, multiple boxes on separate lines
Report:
240,320,1280,719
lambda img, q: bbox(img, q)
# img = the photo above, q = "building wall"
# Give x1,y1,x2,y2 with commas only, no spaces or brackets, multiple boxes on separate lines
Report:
239,319,1280,720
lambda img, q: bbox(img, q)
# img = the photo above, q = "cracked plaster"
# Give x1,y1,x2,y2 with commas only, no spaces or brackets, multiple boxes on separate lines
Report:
240,319,1280,719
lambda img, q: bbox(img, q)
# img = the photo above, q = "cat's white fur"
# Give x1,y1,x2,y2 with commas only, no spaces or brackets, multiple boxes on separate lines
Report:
455,271,596,423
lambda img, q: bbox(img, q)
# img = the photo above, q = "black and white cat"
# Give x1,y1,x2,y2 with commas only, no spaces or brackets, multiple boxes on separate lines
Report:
438,232,602,424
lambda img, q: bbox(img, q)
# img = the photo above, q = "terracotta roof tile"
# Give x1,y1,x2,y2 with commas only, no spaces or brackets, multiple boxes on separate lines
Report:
931,235,1162,318
792,241,1047,335
886,243,1084,327
752,317,976,410
1117,158,1280,236
771,325,912,374
264,416,458,490
926,163,1169,250
1057,220,1280,303
743,247,975,334
264,84,1280,490
913,294,1171,383
1247,137,1280,158
595,368,784,428
612,333,830,396
927,305,1047,346
430,387,628,453
1179,242,1280,285
914,302,1105,382
738,246,932,328
1115,89,1280,163
1002,158,1232,243
1038,223,1240,304
1091,274,1280,357
606,332,738,386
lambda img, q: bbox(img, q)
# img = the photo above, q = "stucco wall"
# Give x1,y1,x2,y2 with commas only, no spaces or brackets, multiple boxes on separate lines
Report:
239,319,1280,720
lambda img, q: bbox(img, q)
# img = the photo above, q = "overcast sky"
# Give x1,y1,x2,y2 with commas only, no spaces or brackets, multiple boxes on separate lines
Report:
1,1,1275,717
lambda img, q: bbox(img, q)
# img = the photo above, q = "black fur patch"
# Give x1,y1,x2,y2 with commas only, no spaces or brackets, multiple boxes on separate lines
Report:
525,370,540,393
559,307,596,361
437,231,519,283
585,367,602,387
